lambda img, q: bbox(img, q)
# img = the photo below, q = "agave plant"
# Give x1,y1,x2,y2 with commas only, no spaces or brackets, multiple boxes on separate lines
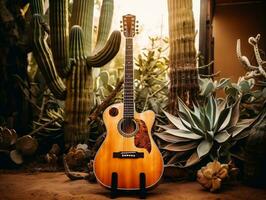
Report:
156,95,255,167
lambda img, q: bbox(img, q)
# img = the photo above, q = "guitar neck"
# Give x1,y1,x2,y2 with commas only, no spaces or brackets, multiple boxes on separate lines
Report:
124,37,134,119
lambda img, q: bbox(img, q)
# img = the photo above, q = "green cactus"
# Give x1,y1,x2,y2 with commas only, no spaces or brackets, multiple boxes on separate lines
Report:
30,0,121,145
167,0,199,114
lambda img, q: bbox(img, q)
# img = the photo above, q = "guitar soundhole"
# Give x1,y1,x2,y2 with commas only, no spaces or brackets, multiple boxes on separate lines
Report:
118,118,139,137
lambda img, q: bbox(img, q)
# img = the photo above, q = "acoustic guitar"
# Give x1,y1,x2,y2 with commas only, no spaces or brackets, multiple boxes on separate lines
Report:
93,14,164,192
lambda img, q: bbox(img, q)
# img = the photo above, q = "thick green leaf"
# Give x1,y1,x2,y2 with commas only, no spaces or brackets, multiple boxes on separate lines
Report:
162,110,189,131
192,102,201,118
197,140,213,158
214,107,230,132
190,111,205,131
204,114,211,131
228,125,249,138
214,130,231,143
217,78,230,89
190,124,205,136
206,95,216,128
177,111,193,130
239,80,250,92
229,99,240,126
215,99,226,125
154,132,191,143
185,151,201,167
218,107,232,131
163,141,198,152
200,80,215,96
207,130,214,138
229,117,256,138
177,97,193,120
164,129,202,140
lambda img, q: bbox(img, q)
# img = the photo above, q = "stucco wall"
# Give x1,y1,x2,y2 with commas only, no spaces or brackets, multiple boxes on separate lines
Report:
213,2,266,83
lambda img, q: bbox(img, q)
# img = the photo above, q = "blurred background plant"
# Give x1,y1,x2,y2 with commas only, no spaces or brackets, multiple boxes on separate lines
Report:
134,36,169,114
198,76,265,118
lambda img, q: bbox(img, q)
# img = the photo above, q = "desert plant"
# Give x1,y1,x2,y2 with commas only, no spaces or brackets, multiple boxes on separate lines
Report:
134,36,169,113
30,0,121,145
167,0,199,113
197,160,238,192
0,127,38,165
199,75,265,117
198,77,230,97
156,95,255,167
94,69,123,106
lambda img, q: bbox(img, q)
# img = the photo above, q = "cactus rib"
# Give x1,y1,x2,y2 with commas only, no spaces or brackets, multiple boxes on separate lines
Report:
30,0,44,15
32,14,66,100
49,0,70,78
93,0,114,53
86,30,121,68
71,0,94,56
69,26,85,60
65,26,92,144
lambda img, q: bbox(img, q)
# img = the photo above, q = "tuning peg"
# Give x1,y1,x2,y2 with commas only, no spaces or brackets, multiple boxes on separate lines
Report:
136,20,139,24
136,24,139,28
120,25,123,28
120,20,122,24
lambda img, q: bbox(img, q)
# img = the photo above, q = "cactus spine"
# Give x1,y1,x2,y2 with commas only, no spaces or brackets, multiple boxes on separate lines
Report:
168,0,199,114
30,0,121,145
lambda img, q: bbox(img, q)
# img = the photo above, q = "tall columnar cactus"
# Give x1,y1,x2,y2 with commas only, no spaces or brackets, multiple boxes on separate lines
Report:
30,0,121,145
167,0,199,114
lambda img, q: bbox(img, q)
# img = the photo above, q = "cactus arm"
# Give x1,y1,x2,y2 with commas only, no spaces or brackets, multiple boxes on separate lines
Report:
93,0,114,53
31,14,66,100
236,39,257,71
71,0,94,56
49,0,70,78
69,25,85,59
86,30,121,68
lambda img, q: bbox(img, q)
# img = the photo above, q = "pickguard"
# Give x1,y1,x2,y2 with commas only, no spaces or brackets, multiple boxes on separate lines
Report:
134,119,151,153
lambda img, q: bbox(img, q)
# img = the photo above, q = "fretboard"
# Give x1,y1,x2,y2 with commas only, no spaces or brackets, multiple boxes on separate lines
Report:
123,38,134,119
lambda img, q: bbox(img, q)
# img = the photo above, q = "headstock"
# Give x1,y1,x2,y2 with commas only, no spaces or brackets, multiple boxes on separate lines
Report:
120,14,139,38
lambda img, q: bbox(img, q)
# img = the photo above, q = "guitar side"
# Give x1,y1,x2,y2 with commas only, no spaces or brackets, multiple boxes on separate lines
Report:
93,103,164,190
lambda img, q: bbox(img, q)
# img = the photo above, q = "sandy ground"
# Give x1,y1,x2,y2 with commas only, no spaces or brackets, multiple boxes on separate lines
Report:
0,172,266,200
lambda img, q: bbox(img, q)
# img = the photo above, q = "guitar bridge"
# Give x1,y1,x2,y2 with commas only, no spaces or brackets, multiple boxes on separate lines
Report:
113,151,144,159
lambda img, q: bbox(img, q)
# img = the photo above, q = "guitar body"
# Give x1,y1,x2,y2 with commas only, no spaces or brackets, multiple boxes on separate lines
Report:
93,103,164,190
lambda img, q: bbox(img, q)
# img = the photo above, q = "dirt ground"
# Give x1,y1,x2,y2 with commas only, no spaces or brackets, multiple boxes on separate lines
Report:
0,172,265,200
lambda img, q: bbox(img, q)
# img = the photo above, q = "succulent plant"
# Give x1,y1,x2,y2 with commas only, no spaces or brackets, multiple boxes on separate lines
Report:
0,127,17,149
65,143,90,169
197,160,238,192
198,77,230,97
0,127,38,165
199,75,265,118
16,135,38,156
156,95,255,167
30,0,121,145
134,36,169,113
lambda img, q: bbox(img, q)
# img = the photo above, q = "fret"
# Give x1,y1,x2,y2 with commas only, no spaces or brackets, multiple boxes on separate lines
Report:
123,37,135,119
